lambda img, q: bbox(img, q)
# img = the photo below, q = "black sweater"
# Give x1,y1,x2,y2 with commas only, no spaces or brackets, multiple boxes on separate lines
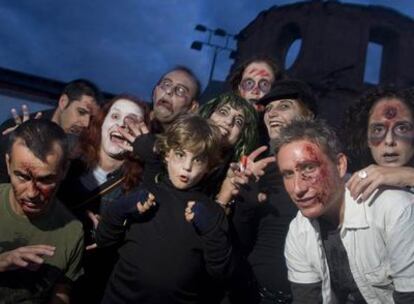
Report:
96,176,234,304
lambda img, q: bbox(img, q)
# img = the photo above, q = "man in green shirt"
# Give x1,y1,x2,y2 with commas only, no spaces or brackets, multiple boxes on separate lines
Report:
0,119,84,304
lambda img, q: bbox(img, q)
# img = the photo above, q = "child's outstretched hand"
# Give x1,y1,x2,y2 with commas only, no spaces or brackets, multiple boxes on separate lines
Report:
126,190,156,222
185,201,218,234
184,201,196,222
136,192,156,214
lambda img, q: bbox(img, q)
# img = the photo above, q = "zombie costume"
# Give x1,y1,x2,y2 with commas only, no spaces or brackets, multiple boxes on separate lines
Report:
96,174,234,304
0,183,84,303
286,188,414,303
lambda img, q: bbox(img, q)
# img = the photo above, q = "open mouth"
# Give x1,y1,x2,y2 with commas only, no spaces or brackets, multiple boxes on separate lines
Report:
179,175,189,183
20,199,43,211
156,98,173,112
69,125,83,135
268,120,285,129
110,132,127,144
382,153,399,162
218,125,229,137
296,196,316,207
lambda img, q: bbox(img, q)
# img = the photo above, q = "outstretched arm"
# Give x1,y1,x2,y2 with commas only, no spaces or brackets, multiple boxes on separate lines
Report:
0,244,55,272
95,189,156,248
185,200,235,279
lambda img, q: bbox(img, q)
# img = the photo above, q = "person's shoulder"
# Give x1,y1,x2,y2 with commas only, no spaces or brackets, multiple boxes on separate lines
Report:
370,187,414,210
367,187,414,223
51,200,83,231
288,211,314,236
0,183,10,207
0,183,10,192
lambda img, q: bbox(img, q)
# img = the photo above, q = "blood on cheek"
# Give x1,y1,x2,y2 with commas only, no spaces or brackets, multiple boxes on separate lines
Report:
20,164,54,199
297,145,331,204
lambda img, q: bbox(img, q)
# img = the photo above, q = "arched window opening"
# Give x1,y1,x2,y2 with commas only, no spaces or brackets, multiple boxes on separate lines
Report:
364,42,383,84
285,39,302,70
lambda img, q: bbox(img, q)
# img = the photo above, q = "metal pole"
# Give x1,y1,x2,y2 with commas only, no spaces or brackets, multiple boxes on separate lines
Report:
208,47,219,83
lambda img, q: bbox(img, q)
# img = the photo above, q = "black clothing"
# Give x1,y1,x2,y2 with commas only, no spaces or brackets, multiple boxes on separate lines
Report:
394,291,414,304
231,161,297,303
319,219,366,304
57,159,126,304
251,163,297,291
290,282,322,304
0,109,55,183
96,176,234,304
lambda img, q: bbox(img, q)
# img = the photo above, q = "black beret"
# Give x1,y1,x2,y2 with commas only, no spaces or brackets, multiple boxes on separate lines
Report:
258,79,317,115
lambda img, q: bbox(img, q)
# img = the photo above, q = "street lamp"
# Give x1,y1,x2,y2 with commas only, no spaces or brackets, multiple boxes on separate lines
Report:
191,24,237,83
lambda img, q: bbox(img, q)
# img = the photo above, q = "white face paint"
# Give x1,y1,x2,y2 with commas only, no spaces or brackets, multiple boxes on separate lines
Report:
101,99,144,158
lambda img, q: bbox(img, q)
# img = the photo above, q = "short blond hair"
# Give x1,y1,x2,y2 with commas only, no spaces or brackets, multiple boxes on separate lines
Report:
156,114,223,169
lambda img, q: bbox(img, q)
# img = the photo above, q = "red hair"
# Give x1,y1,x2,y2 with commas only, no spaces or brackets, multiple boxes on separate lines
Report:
78,94,151,191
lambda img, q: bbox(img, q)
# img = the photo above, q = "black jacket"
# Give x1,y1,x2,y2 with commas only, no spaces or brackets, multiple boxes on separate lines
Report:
97,176,234,304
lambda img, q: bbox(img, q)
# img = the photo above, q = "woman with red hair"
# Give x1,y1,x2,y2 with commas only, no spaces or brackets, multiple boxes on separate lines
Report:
57,94,150,304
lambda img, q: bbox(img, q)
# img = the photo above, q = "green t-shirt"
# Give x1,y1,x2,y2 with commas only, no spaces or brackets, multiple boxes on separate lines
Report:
0,183,84,303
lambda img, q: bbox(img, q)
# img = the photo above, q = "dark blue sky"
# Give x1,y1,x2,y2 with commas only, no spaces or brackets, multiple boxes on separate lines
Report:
0,0,412,102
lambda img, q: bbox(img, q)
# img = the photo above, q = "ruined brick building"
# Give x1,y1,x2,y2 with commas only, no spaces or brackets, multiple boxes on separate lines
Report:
205,1,414,127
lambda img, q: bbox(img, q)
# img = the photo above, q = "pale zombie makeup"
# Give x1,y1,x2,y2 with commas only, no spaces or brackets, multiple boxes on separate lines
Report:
209,104,245,146
153,70,196,124
368,98,414,167
101,99,144,157
239,62,274,103
278,140,344,219
165,148,208,190
264,99,304,139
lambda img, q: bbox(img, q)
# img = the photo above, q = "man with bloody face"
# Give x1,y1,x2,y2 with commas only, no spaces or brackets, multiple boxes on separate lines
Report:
274,119,414,303
0,119,83,303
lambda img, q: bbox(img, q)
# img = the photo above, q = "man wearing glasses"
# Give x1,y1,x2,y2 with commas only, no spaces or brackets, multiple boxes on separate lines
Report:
152,66,200,131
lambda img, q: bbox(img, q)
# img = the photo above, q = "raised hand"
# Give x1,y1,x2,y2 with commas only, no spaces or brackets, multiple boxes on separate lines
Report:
243,146,275,181
2,105,42,135
185,201,218,234
116,118,149,152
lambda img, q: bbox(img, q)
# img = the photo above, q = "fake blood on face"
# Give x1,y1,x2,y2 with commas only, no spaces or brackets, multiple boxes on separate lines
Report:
278,141,339,219
368,99,414,146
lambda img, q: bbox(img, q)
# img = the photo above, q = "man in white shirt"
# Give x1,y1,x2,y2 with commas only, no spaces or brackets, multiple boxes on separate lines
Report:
273,118,414,303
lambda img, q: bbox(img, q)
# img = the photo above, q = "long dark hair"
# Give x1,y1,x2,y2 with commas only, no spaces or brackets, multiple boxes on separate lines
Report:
199,91,259,160
343,86,414,169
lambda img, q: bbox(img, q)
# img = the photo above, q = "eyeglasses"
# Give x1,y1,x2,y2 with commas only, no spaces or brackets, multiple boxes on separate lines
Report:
158,79,189,98
240,78,272,94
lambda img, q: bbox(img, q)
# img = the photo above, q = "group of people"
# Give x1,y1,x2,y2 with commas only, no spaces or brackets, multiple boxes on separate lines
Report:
0,56,413,304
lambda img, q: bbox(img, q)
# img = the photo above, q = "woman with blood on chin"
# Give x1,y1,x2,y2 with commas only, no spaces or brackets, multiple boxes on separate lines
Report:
56,94,150,304
344,86,414,202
